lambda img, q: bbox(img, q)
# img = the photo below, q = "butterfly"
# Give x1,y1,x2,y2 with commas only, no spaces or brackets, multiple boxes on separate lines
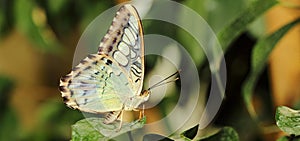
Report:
59,4,149,125
59,4,179,127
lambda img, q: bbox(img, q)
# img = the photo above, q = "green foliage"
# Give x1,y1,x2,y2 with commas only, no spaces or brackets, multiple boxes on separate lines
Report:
0,108,20,141
0,76,18,141
22,100,83,141
200,127,239,141
218,0,278,51
0,1,14,38
277,136,300,141
0,0,113,53
178,0,278,67
0,76,14,109
242,18,300,118
71,117,146,141
178,0,247,66
72,118,239,141
0,6,6,37
276,106,300,141
276,106,300,136
14,0,61,52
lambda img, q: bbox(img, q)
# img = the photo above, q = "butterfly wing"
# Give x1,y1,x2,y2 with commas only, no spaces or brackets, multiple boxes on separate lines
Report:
60,54,137,113
98,4,144,96
59,4,144,113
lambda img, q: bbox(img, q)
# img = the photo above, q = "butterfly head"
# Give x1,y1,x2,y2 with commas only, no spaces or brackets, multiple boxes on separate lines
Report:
140,90,151,101
130,90,150,109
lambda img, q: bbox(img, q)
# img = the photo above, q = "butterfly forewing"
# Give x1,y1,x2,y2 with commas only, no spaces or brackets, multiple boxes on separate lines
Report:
98,4,144,96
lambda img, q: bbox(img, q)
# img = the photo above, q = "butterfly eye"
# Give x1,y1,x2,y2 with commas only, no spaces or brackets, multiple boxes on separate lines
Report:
140,90,146,96
140,90,150,96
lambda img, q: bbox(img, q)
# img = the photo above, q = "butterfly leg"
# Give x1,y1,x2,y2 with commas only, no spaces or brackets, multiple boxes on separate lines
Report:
103,111,121,124
117,110,124,131
139,104,145,120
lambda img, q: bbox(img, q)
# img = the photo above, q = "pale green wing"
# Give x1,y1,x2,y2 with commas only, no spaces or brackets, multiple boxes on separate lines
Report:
59,54,135,113
59,4,144,113
98,4,144,96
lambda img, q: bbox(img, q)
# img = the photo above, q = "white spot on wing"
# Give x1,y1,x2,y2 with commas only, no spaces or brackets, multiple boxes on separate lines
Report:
113,51,128,66
124,28,136,46
122,31,130,45
118,42,130,56
124,28,134,45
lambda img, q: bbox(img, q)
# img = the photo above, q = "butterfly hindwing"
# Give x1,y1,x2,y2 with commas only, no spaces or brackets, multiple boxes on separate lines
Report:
60,54,135,113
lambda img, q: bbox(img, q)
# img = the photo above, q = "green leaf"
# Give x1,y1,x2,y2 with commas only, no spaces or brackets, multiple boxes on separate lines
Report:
276,106,300,136
277,135,300,141
276,136,289,141
184,0,248,32
0,108,20,141
178,0,277,68
199,127,239,141
71,117,146,141
218,0,278,51
178,0,247,66
242,18,300,118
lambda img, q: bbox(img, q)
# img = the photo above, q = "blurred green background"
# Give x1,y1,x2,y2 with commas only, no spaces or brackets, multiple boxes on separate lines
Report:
0,0,299,140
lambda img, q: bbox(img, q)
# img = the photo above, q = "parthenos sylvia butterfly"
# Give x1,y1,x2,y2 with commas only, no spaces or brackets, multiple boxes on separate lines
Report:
59,4,148,125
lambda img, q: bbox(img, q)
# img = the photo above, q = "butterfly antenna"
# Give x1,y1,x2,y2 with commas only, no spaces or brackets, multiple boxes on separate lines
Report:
148,77,179,90
147,70,180,91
